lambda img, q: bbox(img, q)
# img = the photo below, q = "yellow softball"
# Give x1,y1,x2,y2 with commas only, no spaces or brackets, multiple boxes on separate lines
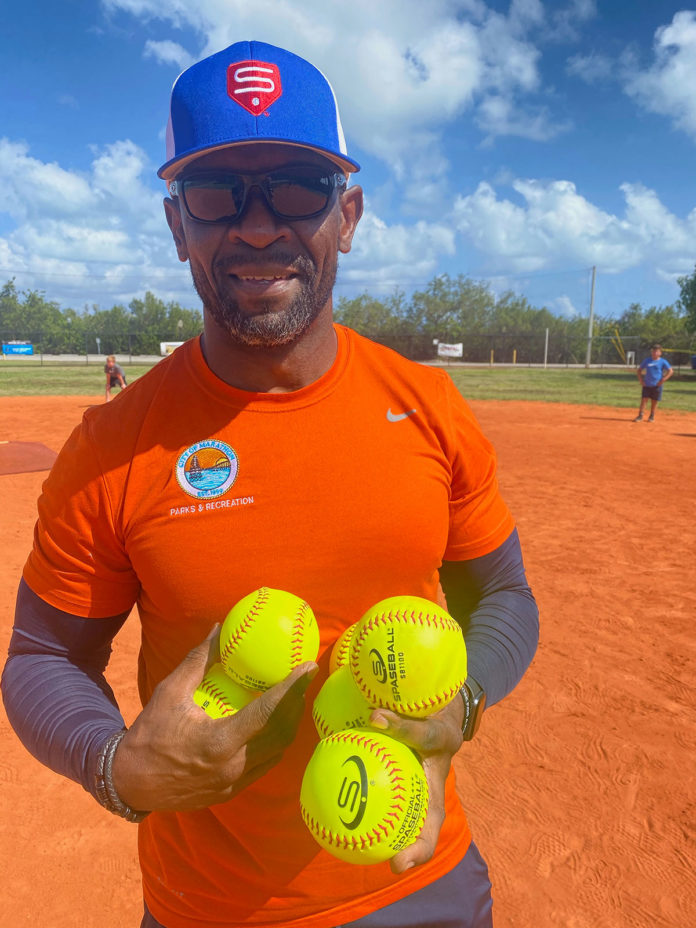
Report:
300,729,428,865
312,665,374,739
219,587,319,691
349,595,467,718
329,623,357,674
192,663,259,719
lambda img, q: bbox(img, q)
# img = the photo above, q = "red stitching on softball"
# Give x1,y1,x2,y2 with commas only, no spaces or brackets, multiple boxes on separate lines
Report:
289,600,310,665
219,588,270,664
312,708,333,740
199,683,234,716
357,608,458,635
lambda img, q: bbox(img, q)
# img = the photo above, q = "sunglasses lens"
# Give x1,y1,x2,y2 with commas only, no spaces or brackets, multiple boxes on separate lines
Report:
180,169,337,222
269,172,333,218
183,176,246,221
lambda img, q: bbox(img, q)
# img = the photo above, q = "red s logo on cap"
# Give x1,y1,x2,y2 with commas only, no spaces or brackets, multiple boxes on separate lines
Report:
227,60,282,116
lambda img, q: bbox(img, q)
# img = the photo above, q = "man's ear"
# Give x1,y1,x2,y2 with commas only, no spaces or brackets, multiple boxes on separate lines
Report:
164,197,189,263
338,185,364,255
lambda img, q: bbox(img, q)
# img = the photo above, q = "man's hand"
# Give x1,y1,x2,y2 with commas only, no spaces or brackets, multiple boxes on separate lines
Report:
112,625,318,812
368,698,464,874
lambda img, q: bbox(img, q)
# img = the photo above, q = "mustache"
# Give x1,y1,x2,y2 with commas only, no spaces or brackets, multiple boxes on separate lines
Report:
213,251,316,275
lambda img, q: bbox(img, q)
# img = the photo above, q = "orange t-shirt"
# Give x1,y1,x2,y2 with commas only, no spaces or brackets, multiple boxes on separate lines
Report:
24,325,514,928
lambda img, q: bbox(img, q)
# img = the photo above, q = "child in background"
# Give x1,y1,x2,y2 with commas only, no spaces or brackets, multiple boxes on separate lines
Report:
634,344,673,422
104,355,127,402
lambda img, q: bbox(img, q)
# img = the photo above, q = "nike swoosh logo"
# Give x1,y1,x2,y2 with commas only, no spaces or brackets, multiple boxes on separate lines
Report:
386,408,417,423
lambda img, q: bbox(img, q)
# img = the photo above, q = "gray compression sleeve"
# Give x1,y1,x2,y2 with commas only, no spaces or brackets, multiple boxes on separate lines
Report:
1,579,130,798
439,529,539,708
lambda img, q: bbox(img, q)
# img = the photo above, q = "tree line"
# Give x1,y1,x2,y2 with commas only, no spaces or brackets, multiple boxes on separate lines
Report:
0,281,203,356
1,268,695,363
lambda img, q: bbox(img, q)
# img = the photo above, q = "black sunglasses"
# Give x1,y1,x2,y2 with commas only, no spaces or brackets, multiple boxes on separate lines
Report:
169,165,347,224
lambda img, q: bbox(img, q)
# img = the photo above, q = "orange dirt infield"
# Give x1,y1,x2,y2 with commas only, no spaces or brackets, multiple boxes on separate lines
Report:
1,395,694,928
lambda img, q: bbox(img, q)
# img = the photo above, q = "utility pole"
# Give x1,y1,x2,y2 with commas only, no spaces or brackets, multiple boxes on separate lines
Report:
585,265,597,368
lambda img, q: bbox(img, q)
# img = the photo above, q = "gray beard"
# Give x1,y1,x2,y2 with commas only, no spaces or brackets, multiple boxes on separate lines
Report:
191,253,337,348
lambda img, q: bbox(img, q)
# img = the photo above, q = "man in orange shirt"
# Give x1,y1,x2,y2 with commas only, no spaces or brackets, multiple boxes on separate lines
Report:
2,41,538,928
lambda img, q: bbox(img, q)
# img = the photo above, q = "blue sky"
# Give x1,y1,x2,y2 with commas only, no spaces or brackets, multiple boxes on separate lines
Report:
2,0,696,324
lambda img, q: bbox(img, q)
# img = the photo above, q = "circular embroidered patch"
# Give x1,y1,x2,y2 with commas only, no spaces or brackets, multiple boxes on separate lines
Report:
176,440,239,500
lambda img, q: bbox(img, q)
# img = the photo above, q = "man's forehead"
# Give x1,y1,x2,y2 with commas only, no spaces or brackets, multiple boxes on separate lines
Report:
179,143,339,175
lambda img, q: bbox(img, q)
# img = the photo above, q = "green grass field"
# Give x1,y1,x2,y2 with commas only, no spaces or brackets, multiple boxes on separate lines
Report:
445,365,696,411
0,363,155,397
1,360,694,411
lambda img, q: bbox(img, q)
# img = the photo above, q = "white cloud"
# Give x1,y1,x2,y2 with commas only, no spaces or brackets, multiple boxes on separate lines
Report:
509,0,545,30
477,9,540,93
622,11,696,140
344,205,456,290
18,222,133,264
549,295,579,317
568,0,597,19
476,95,570,142
0,139,95,221
549,0,597,43
0,137,189,307
144,40,194,70
566,51,613,84
451,177,696,276
91,139,145,190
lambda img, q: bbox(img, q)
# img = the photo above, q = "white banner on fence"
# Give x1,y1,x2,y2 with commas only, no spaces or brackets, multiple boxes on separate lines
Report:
437,342,463,358
160,341,185,356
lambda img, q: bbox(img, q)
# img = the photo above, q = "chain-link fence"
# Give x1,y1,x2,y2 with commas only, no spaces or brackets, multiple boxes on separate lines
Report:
370,333,696,368
0,331,190,364
2,329,695,369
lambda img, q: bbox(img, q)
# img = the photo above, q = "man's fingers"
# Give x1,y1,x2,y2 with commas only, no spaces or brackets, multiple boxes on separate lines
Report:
224,662,318,739
369,705,463,756
369,709,423,750
157,624,221,700
204,625,223,667
389,754,448,873
364,714,458,875
389,826,440,874
257,661,319,722
369,710,451,756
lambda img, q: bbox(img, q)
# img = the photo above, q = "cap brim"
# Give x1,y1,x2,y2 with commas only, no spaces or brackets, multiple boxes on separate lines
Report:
158,139,360,180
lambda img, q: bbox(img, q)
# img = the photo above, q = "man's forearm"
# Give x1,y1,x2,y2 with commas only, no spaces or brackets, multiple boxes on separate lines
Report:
463,585,538,707
2,651,126,792
1,580,129,798
440,529,539,708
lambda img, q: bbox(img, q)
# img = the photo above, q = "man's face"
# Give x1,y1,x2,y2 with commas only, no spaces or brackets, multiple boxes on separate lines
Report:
651,348,662,359
164,144,362,348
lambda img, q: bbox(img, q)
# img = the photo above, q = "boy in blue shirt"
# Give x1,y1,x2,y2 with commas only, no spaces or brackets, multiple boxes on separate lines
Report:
634,344,673,422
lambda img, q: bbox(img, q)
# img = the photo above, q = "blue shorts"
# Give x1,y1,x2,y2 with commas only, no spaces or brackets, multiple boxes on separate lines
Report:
642,384,662,401
141,841,493,928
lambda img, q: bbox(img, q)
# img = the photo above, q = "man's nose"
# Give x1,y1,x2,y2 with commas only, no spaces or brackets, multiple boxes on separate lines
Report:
226,187,289,248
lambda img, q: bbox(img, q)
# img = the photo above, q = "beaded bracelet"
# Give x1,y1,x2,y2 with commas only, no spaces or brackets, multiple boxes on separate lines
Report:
95,729,150,823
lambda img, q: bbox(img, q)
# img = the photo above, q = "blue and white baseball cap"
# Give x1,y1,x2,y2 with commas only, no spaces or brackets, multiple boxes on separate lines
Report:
158,40,360,180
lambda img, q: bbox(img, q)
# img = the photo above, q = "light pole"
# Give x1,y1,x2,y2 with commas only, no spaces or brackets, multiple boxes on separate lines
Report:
585,266,597,368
